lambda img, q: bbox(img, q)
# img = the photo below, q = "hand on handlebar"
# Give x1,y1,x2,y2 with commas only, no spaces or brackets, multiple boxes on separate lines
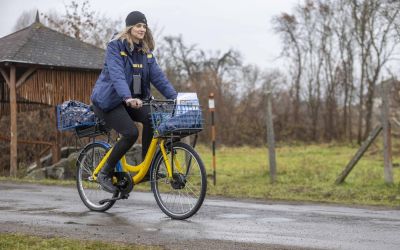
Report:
125,98,143,109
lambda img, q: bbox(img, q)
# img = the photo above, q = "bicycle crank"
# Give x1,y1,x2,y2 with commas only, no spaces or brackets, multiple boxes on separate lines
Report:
99,172,133,205
99,192,129,205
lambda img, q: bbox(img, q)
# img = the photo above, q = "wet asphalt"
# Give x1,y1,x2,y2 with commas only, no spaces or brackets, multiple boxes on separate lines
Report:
0,182,399,250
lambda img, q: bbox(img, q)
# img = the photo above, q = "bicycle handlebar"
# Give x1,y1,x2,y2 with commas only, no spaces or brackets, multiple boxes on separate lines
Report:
141,98,176,106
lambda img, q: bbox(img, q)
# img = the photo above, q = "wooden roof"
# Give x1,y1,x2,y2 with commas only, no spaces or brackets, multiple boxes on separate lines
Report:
0,20,105,70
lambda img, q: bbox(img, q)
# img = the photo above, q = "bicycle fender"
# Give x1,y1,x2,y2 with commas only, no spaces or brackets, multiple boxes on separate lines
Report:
80,141,112,152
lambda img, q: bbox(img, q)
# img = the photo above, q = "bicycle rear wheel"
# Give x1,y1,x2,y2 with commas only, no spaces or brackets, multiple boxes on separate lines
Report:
76,142,117,212
151,141,207,219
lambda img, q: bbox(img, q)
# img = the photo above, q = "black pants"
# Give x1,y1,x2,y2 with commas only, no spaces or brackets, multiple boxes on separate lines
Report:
93,104,152,169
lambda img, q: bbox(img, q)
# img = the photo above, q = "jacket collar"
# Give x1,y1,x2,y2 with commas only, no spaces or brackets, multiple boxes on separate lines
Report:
122,39,144,55
122,40,132,54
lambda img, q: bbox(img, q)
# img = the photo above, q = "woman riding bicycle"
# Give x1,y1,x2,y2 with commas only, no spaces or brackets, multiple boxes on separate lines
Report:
91,11,177,193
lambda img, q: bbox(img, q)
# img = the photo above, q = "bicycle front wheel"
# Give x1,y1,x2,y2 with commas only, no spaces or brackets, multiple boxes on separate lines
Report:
151,142,207,220
76,142,117,212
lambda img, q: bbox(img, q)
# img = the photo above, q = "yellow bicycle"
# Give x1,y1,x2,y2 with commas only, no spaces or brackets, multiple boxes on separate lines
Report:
74,100,207,220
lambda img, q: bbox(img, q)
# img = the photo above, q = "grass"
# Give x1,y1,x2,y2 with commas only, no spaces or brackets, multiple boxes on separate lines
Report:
197,143,400,207
1,143,400,207
0,233,161,250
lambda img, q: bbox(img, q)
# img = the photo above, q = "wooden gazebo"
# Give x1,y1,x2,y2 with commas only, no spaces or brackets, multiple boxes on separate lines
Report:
0,13,104,176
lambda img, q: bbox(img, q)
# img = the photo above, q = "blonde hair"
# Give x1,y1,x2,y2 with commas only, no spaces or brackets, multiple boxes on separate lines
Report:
113,25,155,53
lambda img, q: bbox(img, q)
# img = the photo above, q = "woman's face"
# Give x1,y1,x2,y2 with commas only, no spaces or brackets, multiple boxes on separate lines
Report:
130,23,146,41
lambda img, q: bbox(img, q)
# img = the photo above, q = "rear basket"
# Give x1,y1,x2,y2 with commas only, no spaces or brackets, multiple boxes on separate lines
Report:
74,122,110,138
56,101,96,131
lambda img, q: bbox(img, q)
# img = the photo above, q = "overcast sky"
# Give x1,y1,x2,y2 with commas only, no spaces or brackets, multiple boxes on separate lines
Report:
0,0,299,69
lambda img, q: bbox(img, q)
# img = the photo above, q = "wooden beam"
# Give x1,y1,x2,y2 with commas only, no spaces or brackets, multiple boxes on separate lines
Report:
335,125,382,184
39,145,52,157
16,67,37,89
51,106,61,164
0,67,10,88
9,65,17,177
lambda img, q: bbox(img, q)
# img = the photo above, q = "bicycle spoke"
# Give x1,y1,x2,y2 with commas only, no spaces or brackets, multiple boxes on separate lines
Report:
81,163,92,175
152,143,206,219
77,143,115,211
185,183,201,199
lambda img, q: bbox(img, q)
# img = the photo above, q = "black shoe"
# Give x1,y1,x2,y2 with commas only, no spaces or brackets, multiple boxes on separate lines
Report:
97,172,117,193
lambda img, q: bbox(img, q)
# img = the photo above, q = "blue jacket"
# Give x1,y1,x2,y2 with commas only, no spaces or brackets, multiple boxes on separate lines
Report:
91,39,177,112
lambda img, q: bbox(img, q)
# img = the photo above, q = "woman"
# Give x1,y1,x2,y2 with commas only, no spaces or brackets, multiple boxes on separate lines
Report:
91,11,177,193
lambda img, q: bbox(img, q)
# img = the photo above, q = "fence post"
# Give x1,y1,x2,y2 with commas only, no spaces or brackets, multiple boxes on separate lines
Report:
266,86,276,183
335,125,382,184
381,81,393,184
209,93,216,185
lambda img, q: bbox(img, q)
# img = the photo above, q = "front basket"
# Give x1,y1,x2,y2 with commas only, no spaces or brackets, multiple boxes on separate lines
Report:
150,102,204,137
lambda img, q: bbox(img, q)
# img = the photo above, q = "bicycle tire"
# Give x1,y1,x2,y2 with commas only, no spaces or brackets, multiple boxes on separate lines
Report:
76,142,117,212
151,141,207,219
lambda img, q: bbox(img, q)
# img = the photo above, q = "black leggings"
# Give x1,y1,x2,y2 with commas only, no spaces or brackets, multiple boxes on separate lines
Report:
93,104,153,169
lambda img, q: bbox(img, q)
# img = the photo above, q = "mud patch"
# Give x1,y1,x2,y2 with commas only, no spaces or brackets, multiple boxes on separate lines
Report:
0,206,14,211
64,221,80,225
86,223,102,227
18,207,57,212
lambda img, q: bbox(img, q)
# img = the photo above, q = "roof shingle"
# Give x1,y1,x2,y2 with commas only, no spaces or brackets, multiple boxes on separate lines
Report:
0,21,105,70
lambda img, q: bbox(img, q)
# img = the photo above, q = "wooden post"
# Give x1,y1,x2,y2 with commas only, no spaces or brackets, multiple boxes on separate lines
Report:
335,125,382,184
1,66,38,176
266,87,276,183
381,82,393,184
9,65,17,177
209,93,216,185
52,106,61,164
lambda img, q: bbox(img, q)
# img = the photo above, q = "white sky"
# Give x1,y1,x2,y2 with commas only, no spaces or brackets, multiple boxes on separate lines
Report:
0,0,299,69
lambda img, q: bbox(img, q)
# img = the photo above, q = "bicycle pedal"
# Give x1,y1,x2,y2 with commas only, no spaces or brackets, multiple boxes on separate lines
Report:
98,193,129,205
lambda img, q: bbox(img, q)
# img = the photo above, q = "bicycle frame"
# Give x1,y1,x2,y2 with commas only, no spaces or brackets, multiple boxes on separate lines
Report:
92,137,181,185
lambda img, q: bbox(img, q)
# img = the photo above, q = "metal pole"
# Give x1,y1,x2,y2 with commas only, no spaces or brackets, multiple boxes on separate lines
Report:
209,93,216,185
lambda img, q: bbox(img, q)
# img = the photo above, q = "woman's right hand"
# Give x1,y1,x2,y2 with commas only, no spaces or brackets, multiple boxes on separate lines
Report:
125,98,143,109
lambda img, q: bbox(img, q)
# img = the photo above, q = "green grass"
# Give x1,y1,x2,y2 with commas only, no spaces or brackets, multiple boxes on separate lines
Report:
197,143,400,207
1,143,400,207
0,233,161,250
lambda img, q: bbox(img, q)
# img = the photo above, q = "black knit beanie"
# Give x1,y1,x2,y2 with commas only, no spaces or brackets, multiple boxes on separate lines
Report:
125,11,147,27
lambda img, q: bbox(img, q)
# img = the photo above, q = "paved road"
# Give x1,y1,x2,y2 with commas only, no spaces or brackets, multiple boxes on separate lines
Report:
0,182,399,250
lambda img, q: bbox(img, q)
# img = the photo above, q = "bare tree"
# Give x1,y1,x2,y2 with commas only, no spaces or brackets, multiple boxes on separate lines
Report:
42,0,121,48
363,0,400,139
273,12,304,139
